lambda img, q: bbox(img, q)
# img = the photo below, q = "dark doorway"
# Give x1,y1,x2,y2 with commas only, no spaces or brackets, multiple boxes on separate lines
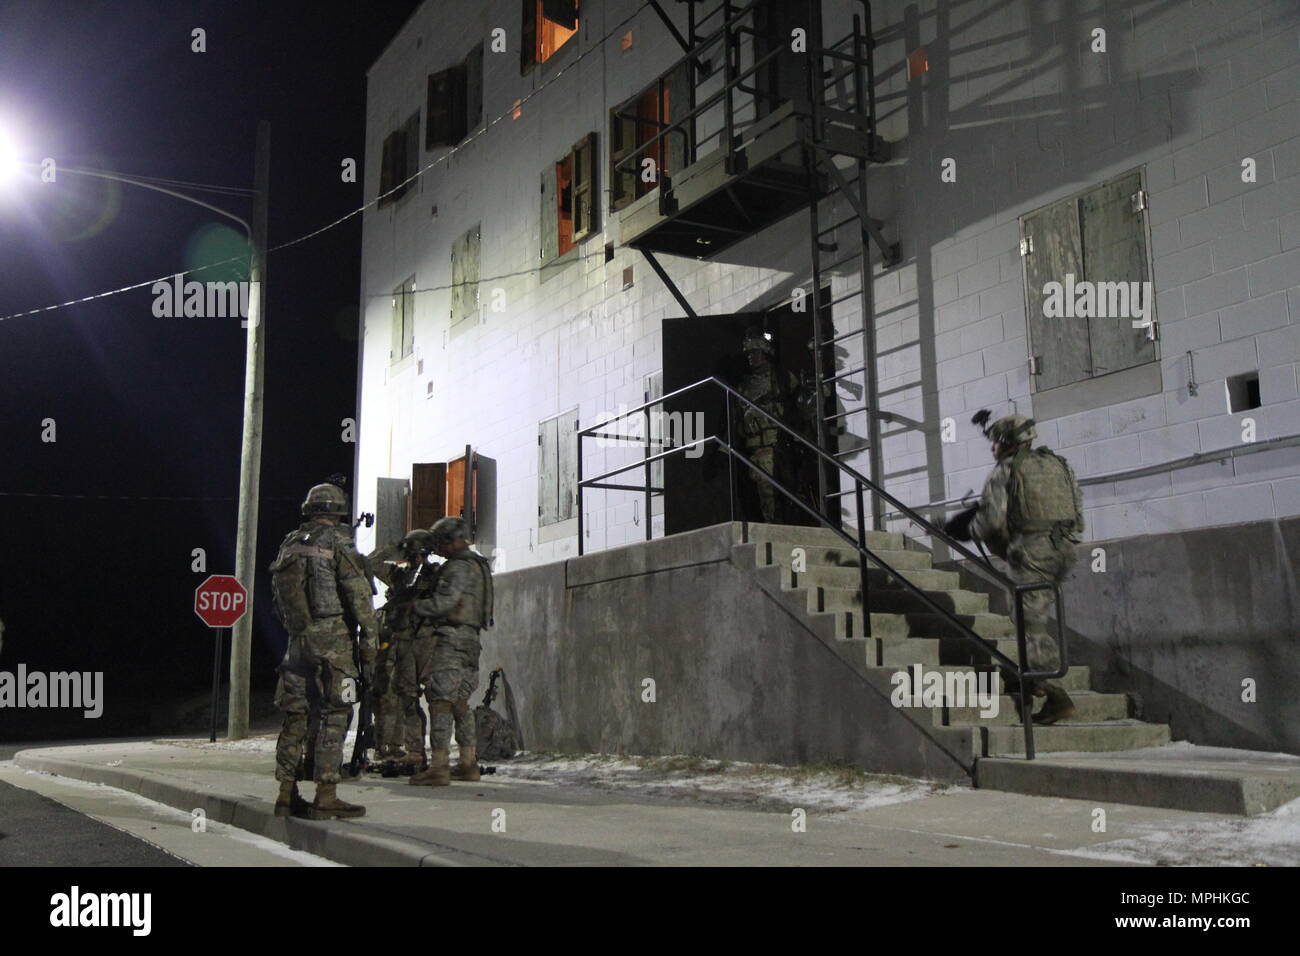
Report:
661,299,836,534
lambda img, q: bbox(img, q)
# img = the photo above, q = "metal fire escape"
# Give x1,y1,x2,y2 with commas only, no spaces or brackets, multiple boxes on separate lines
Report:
627,0,900,530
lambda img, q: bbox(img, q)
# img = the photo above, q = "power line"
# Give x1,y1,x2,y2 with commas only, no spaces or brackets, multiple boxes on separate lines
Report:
0,1,659,324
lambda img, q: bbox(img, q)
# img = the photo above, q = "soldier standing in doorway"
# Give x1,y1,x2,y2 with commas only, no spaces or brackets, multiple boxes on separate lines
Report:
269,482,379,818
408,516,494,786
737,326,805,523
960,415,1084,725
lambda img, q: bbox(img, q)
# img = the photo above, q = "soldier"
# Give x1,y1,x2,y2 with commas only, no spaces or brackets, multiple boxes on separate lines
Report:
270,482,379,818
969,414,1084,725
737,326,803,523
408,516,494,786
371,530,439,768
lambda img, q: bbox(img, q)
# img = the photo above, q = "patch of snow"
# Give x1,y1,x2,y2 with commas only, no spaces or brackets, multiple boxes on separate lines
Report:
490,752,945,813
1060,797,1300,867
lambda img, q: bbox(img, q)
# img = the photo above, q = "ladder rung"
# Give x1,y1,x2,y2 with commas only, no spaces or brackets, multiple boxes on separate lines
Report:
823,365,868,385
818,215,857,237
828,322,865,342
835,445,870,458
825,407,867,423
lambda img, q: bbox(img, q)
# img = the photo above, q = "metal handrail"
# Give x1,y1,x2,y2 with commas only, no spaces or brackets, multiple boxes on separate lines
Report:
576,376,1067,759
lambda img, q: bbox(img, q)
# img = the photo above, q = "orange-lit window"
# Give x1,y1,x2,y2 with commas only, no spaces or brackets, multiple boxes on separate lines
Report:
556,154,575,256
535,0,582,65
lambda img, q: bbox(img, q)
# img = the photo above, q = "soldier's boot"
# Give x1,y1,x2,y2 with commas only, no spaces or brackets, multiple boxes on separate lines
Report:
400,749,426,768
409,750,450,786
309,783,366,819
451,746,480,782
1033,684,1076,725
274,781,310,817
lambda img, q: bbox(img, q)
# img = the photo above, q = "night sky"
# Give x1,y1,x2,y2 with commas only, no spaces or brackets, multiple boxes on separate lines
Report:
0,0,423,738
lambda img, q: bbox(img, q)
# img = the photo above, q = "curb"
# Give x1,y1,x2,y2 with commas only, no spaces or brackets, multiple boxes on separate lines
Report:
13,748,497,867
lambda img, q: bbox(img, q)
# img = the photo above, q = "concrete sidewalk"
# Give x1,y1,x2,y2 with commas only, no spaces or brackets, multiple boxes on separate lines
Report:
12,739,1300,866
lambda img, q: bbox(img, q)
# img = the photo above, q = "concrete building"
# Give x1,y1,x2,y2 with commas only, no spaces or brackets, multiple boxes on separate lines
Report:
353,0,1299,790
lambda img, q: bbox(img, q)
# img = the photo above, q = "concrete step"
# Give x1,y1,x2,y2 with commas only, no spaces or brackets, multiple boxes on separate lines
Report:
977,744,1300,816
791,564,961,593
758,541,933,571
818,609,912,641
981,720,1172,755
907,611,1016,640
939,691,1130,726
743,522,905,552
833,636,942,671
867,587,990,616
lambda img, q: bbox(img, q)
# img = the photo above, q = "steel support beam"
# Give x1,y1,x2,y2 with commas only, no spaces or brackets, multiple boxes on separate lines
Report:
638,246,697,318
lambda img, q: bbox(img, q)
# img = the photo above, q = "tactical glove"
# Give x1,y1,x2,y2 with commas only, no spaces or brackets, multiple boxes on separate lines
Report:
943,504,978,542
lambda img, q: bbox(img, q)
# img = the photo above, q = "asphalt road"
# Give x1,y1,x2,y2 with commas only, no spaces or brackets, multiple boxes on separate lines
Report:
0,776,189,866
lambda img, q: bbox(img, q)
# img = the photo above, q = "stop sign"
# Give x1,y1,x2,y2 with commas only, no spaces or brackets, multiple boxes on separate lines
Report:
194,574,248,628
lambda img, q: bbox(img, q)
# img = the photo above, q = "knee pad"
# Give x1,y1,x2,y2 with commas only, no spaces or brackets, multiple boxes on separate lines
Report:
451,699,470,717
428,699,453,715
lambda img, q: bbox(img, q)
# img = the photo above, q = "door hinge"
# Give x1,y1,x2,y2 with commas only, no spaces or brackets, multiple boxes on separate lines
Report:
1028,355,1042,375
1019,236,1033,256
1131,189,1148,213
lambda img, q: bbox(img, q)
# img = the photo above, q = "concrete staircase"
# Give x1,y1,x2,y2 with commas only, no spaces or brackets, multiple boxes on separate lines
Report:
731,522,1300,816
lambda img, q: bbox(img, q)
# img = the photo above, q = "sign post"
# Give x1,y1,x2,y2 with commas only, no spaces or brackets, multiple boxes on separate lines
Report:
194,575,249,743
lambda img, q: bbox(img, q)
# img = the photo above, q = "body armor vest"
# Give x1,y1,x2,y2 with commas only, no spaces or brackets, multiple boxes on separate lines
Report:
1008,447,1080,534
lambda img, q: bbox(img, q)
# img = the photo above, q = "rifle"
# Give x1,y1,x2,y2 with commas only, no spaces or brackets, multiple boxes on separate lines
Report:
346,641,376,777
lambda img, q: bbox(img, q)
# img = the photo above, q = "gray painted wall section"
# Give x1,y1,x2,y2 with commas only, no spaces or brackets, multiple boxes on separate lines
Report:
482,524,975,782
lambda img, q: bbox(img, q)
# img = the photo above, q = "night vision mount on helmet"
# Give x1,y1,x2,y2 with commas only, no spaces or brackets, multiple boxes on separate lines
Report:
301,483,349,518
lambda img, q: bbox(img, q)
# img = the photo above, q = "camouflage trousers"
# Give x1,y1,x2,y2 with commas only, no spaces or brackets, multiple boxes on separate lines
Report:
399,626,481,752
381,636,428,756
1006,531,1077,687
274,618,358,785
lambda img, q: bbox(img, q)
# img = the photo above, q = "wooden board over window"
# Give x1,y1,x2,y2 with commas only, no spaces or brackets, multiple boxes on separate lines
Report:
451,224,481,330
1021,168,1156,397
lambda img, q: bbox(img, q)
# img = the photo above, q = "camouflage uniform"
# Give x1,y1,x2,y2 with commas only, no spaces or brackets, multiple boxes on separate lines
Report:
738,327,803,523
972,415,1083,712
412,548,494,756
271,493,378,789
370,536,440,760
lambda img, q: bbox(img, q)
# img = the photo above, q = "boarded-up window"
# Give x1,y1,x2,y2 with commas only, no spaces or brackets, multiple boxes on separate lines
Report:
390,275,415,363
451,223,481,331
609,62,690,212
410,463,447,531
427,44,483,148
1021,169,1155,393
538,408,578,526
375,478,410,550
379,113,420,206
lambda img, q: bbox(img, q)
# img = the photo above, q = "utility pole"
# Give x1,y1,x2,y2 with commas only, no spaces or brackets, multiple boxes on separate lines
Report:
228,120,270,740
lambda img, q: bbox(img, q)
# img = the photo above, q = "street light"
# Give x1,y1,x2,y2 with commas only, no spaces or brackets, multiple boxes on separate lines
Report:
4,123,271,741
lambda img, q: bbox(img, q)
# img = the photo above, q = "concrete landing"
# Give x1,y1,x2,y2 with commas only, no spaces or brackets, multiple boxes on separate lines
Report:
977,743,1300,815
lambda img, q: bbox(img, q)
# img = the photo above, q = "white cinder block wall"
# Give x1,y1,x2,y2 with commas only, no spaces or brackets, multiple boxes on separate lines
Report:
355,0,1299,568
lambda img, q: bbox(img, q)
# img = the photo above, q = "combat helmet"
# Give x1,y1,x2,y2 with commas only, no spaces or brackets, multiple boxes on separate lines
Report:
400,529,436,556
742,326,775,355
301,482,349,518
988,414,1036,447
429,515,471,547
